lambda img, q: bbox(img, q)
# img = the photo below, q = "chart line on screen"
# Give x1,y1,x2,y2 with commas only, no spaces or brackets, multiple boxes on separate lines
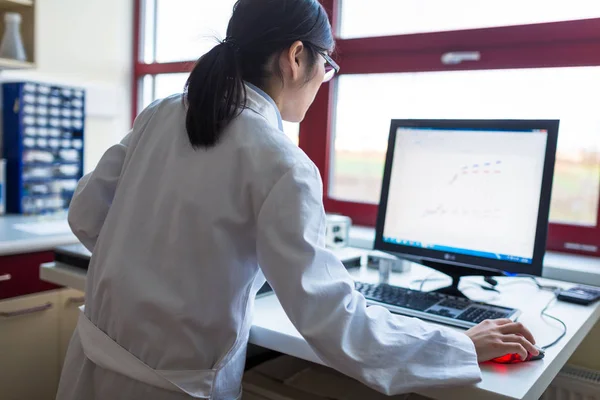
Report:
382,127,548,262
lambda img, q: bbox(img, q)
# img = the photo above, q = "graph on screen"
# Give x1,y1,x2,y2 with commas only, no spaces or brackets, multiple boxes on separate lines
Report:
383,127,548,260
422,160,505,222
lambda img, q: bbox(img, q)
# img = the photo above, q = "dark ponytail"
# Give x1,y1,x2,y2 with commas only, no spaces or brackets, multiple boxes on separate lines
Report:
184,0,335,149
185,41,246,148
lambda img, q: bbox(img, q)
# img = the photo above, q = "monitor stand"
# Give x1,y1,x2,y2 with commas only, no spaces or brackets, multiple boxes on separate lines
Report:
420,260,504,299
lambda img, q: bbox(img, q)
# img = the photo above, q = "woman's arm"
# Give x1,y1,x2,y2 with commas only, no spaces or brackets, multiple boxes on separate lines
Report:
68,99,162,252
68,132,132,252
255,161,482,395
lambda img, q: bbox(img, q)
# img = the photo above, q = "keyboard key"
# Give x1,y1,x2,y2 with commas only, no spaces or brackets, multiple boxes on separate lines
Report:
356,282,440,311
438,299,470,310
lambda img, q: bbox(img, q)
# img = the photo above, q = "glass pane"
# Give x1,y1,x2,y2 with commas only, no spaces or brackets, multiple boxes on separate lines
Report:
140,75,155,111
141,0,156,63
153,0,236,63
155,72,189,100
332,67,600,227
339,0,600,38
283,121,300,145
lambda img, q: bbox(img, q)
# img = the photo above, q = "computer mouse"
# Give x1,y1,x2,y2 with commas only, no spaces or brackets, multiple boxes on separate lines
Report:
491,346,545,364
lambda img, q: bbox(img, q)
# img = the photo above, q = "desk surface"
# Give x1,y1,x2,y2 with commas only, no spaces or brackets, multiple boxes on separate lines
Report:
0,214,77,256
250,266,600,400
40,251,600,400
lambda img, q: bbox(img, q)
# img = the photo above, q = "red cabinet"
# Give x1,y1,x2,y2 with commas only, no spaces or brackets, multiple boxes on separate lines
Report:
0,252,60,300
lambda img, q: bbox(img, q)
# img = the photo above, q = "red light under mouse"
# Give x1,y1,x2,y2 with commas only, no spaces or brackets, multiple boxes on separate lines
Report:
492,353,525,364
492,348,545,364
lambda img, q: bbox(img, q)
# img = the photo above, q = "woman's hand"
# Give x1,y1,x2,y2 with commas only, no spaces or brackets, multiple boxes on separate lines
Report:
466,319,539,362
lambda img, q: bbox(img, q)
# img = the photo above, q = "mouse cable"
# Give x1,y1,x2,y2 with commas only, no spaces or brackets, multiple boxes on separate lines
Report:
539,291,567,350
413,272,567,347
495,275,566,349
414,274,443,291
412,269,559,292
413,275,498,293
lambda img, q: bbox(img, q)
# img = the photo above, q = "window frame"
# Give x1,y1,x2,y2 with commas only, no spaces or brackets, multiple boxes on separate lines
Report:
132,0,195,121
133,0,600,257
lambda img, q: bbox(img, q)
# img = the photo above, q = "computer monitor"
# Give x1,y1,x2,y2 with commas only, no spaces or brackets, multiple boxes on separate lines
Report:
374,120,559,298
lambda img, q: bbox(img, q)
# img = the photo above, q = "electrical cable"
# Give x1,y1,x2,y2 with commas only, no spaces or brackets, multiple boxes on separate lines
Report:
538,292,568,350
412,271,567,348
413,275,499,292
499,275,566,349
417,273,440,291
408,268,568,348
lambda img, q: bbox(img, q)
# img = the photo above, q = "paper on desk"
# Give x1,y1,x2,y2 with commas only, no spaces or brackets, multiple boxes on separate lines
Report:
14,220,72,235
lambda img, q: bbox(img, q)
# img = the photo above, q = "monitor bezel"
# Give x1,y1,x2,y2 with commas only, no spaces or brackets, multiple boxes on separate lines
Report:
374,119,559,277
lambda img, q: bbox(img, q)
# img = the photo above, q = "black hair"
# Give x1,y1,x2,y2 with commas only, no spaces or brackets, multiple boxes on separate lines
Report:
184,0,335,148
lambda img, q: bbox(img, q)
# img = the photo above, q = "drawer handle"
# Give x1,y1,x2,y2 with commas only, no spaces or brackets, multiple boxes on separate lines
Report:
66,296,85,306
0,274,11,282
0,302,53,318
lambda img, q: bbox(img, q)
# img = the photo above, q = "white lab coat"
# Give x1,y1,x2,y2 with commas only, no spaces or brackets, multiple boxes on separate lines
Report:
57,85,482,400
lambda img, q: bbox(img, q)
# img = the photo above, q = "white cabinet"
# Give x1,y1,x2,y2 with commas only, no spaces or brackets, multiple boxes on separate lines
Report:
58,289,85,368
0,290,60,400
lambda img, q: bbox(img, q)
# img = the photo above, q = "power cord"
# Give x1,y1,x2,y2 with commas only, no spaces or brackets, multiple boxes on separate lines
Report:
539,291,568,350
413,274,442,291
503,282,566,350
496,274,566,349
413,275,499,293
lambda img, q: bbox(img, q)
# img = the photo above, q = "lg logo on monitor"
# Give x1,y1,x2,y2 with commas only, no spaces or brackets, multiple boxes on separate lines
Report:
444,254,456,261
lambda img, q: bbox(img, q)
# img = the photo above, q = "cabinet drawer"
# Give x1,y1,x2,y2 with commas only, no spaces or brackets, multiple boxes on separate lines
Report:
58,288,85,369
0,251,60,300
0,290,60,400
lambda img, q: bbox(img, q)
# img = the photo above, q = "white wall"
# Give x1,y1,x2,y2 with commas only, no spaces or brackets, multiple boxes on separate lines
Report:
2,0,133,172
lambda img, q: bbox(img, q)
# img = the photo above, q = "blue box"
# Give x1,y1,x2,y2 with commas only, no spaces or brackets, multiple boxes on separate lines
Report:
2,81,85,215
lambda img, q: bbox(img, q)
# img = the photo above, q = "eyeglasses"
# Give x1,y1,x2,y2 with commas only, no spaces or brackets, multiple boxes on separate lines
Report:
319,51,340,83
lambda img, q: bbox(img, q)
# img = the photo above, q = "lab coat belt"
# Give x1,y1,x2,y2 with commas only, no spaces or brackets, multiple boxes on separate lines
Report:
76,309,218,399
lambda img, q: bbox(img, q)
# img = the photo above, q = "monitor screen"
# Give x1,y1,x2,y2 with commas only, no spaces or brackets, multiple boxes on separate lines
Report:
377,120,558,275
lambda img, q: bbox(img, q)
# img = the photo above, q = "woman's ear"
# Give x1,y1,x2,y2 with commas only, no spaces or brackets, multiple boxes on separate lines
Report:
283,40,305,82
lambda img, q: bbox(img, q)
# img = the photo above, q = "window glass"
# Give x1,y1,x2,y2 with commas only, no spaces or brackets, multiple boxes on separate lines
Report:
339,0,600,38
142,0,236,63
155,72,188,100
332,67,600,227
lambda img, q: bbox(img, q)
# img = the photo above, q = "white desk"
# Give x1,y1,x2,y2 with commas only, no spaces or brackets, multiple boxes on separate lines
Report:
250,265,600,400
0,214,77,256
41,251,600,400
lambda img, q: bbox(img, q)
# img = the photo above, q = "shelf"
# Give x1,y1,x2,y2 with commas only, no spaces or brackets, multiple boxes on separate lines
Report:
23,177,79,183
22,208,68,216
0,0,34,7
0,1,35,68
0,57,35,70
23,162,80,167
23,194,60,199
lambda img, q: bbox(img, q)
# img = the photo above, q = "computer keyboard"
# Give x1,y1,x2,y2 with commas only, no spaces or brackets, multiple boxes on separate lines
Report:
355,281,520,329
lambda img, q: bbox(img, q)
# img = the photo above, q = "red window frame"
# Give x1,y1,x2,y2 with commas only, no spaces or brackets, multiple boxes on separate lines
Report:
133,0,600,257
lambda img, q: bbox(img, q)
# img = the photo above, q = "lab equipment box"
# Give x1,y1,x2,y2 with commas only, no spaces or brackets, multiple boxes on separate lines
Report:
2,81,85,214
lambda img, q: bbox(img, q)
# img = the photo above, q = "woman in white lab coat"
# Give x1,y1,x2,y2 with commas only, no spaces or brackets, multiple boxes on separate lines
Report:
57,0,539,399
